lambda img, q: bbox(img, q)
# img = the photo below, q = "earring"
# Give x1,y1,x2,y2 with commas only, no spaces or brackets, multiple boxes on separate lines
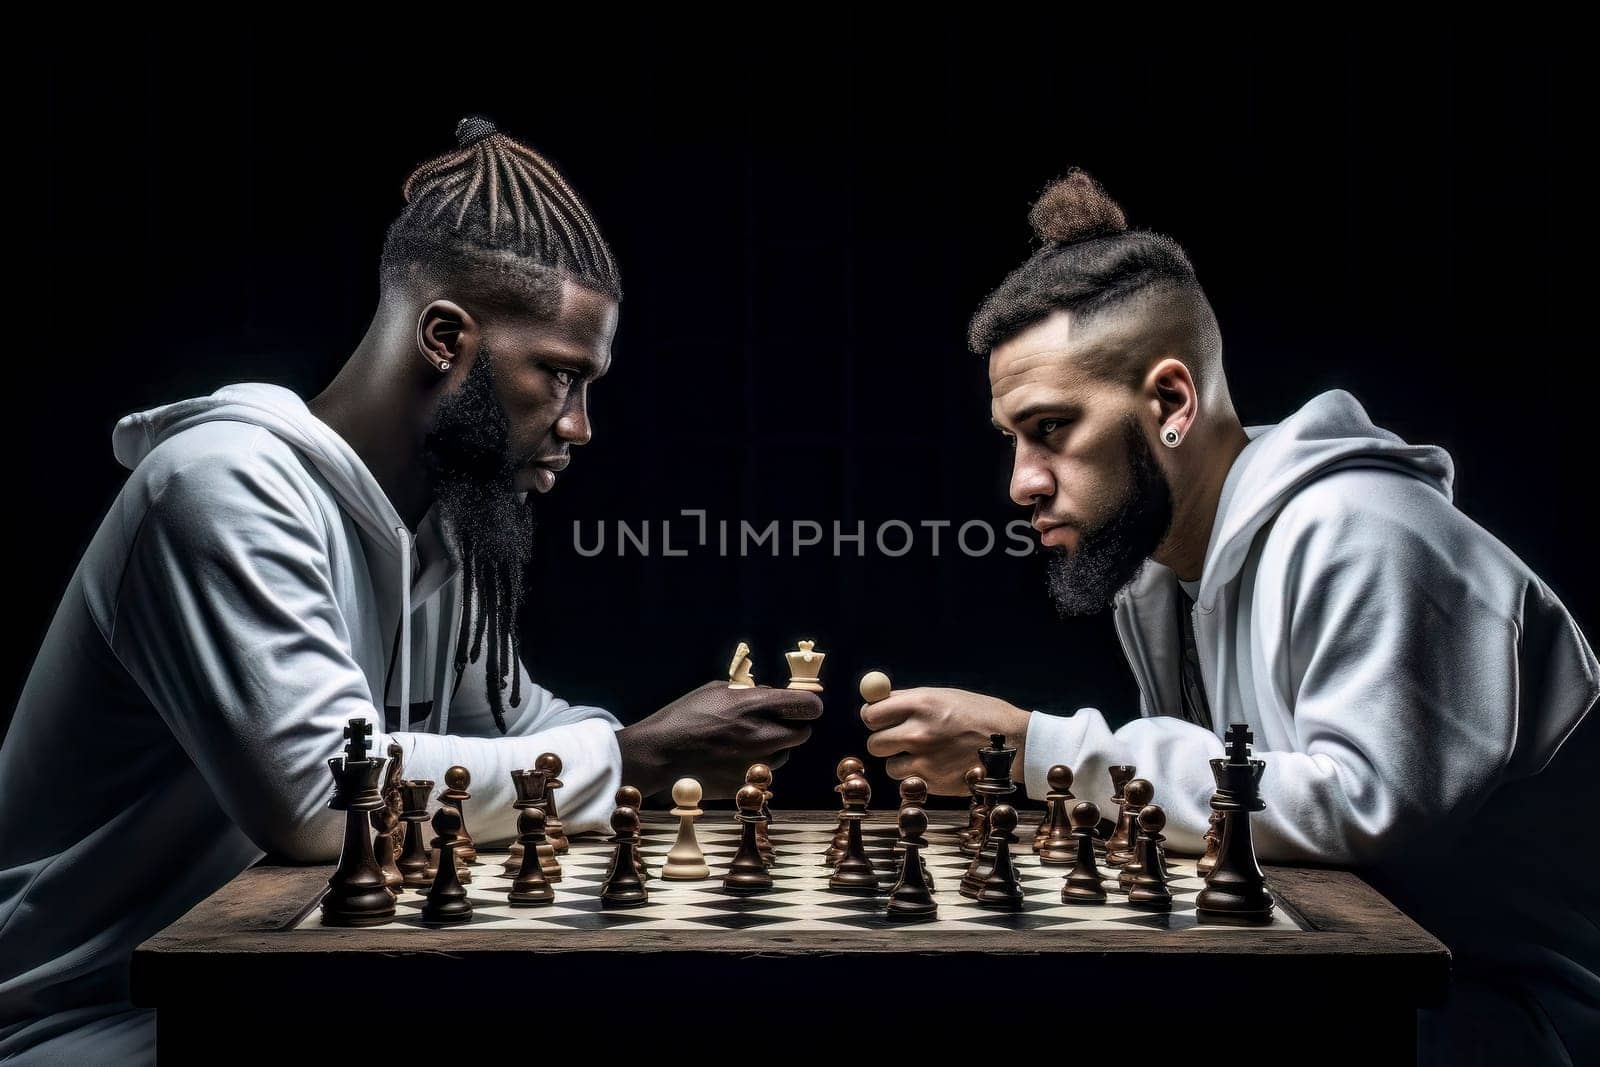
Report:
1162,424,1182,447
438,360,451,372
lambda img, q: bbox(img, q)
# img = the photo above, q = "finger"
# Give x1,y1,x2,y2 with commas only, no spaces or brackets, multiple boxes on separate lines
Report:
740,689,824,721
885,754,928,780
859,691,923,731
864,723,927,759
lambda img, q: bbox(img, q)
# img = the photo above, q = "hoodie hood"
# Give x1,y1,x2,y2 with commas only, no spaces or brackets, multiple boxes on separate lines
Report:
1192,389,1455,610
112,381,455,728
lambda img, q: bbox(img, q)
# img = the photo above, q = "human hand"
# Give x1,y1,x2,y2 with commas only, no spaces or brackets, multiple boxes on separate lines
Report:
860,686,1031,795
618,681,822,799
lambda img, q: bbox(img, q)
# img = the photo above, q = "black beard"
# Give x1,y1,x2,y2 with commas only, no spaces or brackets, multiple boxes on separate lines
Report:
1044,416,1174,616
421,340,536,731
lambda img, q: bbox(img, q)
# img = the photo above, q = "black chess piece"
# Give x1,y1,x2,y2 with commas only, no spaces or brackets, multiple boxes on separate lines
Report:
1103,765,1136,855
893,776,930,869
372,804,404,892
601,806,649,908
724,785,774,893
1127,805,1173,910
1197,809,1224,876
1107,778,1153,868
823,757,865,865
506,769,555,905
960,734,1018,898
321,719,398,927
958,765,986,854
1062,801,1107,904
434,766,478,864
829,775,881,893
612,785,652,881
420,806,473,925
536,752,569,854
886,806,937,921
397,779,436,889
382,742,406,857
976,805,1025,910
1038,765,1078,865
1197,724,1275,922
746,764,776,863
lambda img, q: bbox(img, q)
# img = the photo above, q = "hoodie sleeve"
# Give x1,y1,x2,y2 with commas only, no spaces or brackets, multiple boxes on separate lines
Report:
110,451,617,862
399,644,623,847
1022,484,1541,866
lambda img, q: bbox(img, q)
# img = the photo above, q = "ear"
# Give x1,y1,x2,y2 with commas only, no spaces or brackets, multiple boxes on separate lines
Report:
1144,357,1197,446
416,300,477,375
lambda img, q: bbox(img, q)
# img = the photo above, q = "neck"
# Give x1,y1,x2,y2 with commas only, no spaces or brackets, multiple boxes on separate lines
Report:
307,318,435,531
1154,420,1250,583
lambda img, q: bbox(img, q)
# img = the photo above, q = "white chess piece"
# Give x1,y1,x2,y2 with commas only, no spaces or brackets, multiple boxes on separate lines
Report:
727,642,756,689
663,778,710,880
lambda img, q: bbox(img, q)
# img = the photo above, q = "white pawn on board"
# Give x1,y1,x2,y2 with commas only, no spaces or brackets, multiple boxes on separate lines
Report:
663,777,710,880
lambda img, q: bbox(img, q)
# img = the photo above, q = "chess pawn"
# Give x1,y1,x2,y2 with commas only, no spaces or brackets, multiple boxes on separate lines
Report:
610,785,651,882
975,805,1025,910
828,775,881,894
744,764,776,864
1106,778,1153,868
371,804,404,892
397,780,436,889
1127,805,1173,910
420,807,473,925
535,753,569,854
1103,765,1136,855
663,778,710,880
1036,765,1076,863
858,669,892,705
886,806,937,921
824,757,866,865
784,639,826,691
601,807,649,909
893,775,930,866
1197,809,1224,876
723,785,774,893
508,806,555,906
959,765,986,854
1062,802,1108,904
506,769,548,878
434,766,478,864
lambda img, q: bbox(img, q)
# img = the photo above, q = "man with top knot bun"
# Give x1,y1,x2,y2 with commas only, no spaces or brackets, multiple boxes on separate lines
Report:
0,116,820,1063
857,167,1598,1064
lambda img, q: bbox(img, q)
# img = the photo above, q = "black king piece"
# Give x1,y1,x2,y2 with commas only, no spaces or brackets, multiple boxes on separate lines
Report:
321,718,397,926
1195,723,1274,922
959,733,1018,898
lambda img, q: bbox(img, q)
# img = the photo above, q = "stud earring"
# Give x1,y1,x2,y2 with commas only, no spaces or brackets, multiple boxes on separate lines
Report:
438,360,451,372
1162,424,1182,447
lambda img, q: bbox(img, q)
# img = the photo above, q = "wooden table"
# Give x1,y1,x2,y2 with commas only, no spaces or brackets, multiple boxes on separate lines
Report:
133,810,1449,1062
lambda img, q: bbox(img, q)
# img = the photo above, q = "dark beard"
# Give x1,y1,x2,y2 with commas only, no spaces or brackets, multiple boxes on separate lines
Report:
1044,416,1174,616
421,340,537,732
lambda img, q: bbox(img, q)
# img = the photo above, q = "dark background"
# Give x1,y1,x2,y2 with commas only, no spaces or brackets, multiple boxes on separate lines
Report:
14,23,1587,812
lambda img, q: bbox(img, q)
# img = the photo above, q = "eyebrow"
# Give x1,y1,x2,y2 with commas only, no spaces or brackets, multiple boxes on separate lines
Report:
992,401,1082,432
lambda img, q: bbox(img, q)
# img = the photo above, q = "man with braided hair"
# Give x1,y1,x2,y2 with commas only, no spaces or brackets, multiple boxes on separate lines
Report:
859,168,1598,1063
0,116,819,1062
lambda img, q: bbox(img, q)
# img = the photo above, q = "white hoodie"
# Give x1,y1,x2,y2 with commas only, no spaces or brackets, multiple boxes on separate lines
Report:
1021,389,1599,1059
0,382,624,1061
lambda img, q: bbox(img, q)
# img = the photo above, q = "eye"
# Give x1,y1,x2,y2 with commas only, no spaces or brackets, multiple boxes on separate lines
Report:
1039,417,1072,437
550,367,575,389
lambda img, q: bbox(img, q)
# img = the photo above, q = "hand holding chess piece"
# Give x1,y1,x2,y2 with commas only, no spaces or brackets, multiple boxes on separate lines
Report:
860,684,1032,795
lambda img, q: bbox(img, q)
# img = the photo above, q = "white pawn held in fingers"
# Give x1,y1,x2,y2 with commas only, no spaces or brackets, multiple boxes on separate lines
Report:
663,777,710,880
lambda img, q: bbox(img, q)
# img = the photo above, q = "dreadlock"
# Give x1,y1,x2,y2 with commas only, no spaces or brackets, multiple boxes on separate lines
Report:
966,167,1221,392
384,115,622,731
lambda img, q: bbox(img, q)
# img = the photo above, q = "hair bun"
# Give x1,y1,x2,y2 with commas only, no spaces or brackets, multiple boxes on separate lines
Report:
454,115,500,149
1028,167,1128,245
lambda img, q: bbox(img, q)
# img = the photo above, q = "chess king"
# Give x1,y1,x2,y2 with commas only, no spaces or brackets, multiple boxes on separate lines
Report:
0,116,821,1064
857,168,1600,1064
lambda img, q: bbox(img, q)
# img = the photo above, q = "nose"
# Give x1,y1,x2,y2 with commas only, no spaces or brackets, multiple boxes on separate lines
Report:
555,385,592,446
1009,446,1055,508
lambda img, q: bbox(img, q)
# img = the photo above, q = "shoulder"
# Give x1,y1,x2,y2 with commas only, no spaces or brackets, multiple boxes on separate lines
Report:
125,424,333,544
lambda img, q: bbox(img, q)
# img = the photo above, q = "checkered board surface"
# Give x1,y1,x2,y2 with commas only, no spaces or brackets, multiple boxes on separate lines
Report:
298,818,1306,933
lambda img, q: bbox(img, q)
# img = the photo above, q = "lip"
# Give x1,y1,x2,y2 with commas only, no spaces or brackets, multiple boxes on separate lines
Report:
1034,521,1076,548
528,455,570,472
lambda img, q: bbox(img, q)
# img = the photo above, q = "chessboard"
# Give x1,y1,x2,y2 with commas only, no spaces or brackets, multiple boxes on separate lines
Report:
292,815,1307,934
